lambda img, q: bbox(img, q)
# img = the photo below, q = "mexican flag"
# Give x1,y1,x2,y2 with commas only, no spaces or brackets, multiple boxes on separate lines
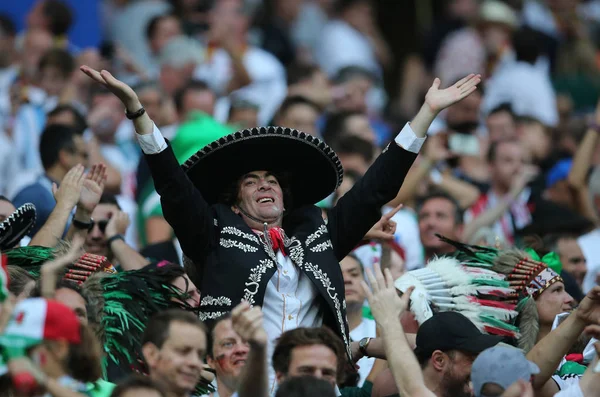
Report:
0,254,8,303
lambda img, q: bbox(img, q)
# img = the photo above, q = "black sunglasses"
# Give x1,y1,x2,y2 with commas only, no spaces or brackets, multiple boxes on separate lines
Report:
89,219,109,233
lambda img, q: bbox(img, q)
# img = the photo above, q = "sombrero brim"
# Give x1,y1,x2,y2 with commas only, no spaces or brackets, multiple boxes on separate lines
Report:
182,127,343,208
0,203,36,250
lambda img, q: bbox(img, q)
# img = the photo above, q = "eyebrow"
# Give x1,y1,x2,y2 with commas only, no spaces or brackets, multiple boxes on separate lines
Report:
242,172,275,180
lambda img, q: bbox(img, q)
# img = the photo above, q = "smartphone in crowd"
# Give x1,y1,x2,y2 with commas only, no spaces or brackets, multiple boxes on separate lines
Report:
448,133,480,157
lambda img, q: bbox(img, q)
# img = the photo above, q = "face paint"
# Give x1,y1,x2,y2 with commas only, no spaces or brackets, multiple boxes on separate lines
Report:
32,350,46,367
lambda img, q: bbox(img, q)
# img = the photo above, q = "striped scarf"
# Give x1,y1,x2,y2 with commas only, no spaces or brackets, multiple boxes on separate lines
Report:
0,254,8,302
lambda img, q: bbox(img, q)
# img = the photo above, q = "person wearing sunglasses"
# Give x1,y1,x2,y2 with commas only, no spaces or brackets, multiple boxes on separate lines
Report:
79,193,149,271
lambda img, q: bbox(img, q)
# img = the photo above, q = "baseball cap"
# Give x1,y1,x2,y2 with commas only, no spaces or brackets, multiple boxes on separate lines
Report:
0,298,81,360
472,345,540,397
414,312,502,358
546,159,573,188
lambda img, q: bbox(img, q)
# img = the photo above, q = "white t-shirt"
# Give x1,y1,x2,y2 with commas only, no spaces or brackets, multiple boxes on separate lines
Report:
316,20,380,78
194,47,287,126
579,228,600,293
349,318,377,387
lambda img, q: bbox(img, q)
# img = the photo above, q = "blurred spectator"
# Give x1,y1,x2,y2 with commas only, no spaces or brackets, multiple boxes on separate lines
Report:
434,0,519,85
26,0,74,49
158,35,205,96
12,124,88,236
103,0,172,74
254,0,303,66
485,102,517,142
273,95,320,136
482,27,558,127
340,254,377,386
228,97,259,129
286,62,332,109
195,0,286,125
417,192,464,264
38,48,75,110
146,13,183,77
329,135,374,176
464,139,535,245
322,110,377,147
173,79,216,120
316,0,391,78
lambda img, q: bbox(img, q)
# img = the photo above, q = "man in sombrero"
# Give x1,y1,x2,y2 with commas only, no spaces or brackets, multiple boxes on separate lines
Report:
80,65,480,365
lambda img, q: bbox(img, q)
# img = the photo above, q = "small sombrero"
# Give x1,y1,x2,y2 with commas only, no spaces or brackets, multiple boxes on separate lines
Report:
182,126,344,208
0,203,36,250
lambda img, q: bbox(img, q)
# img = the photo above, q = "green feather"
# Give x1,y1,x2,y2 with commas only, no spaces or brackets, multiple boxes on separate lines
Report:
83,262,215,395
479,314,521,332
472,278,511,287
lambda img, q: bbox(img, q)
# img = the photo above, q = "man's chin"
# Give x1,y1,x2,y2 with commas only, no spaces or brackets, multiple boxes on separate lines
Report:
86,245,108,255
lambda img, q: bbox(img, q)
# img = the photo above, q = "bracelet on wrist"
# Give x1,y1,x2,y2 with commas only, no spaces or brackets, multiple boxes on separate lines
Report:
107,234,125,245
125,107,146,120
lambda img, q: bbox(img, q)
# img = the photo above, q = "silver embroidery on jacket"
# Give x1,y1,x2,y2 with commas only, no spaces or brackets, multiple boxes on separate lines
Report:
288,237,352,359
199,311,226,321
220,238,258,252
306,224,327,246
243,259,275,305
310,240,333,253
222,226,259,244
200,295,232,306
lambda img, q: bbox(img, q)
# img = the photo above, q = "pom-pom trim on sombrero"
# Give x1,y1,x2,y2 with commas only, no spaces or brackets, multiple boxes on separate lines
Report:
181,126,344,185
0,203,36,250
181,126,344,207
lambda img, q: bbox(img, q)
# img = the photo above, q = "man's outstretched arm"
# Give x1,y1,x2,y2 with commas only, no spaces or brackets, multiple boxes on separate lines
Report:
328,75,481,259
80,66,215,265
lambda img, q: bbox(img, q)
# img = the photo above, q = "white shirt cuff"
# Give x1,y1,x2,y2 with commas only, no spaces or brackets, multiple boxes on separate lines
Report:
136,124,167,154
394,123,426,153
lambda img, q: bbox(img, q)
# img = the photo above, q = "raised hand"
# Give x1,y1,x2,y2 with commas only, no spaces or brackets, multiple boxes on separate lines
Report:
576,286,600,326
40,235,85,298
80,65,139,109
52,164,85,210
361,263,413,328
231,301,268,347
104,210,130,239
364,204,402,241
425,74,481,113
78,163,107,213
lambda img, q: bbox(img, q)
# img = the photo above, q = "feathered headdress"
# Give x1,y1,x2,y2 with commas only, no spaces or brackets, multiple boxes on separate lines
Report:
394,256,521,339
436,235,563,352
81,261,215,396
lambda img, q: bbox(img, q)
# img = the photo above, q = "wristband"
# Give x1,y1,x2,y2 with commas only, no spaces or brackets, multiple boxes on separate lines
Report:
107,234,125,245
125,107,146,120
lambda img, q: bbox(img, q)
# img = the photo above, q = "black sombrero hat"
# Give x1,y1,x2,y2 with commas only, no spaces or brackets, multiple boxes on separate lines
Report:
182,126,344,208
0,203,36,250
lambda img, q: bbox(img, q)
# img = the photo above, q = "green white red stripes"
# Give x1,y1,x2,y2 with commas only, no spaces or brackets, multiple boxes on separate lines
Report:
0,254,9,303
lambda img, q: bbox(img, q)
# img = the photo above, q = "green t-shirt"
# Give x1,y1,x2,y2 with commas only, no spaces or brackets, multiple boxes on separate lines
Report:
340,380,373,397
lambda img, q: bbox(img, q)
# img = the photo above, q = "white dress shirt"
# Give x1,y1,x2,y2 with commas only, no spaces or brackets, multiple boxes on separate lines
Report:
136,122,425,392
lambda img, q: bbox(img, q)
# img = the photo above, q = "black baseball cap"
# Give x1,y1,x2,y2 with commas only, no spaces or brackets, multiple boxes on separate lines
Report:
414,312,503,359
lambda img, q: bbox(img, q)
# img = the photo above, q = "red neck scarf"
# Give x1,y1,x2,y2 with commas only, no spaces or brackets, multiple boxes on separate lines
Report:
253,227,287,256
